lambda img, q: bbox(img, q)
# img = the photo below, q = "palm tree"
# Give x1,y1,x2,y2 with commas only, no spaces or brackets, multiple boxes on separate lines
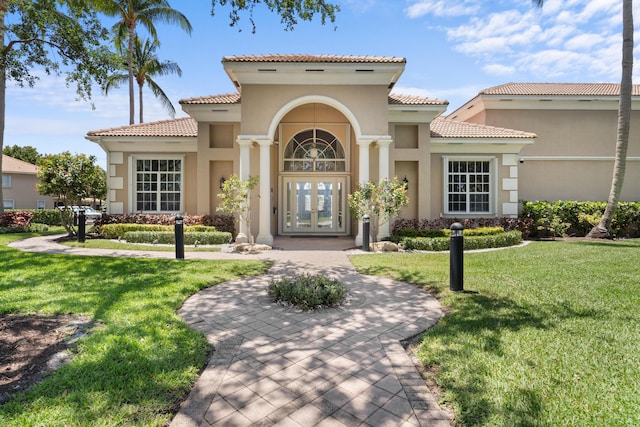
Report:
533,0,633,238
97,0,192,124
106,36,182,123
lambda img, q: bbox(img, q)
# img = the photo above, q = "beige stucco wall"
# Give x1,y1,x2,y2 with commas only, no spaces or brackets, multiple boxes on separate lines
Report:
240,84,390,137
482,108,640,201
3,173,55,209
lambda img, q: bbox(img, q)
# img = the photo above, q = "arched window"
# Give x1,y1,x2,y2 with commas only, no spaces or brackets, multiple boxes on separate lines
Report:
283,129,346,172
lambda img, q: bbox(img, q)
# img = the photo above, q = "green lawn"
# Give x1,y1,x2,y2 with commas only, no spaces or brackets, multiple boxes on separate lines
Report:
0,233,269,427
350,240,640,427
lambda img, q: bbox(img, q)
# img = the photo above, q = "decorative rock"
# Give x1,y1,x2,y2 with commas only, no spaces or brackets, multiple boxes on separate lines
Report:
371,241,399,252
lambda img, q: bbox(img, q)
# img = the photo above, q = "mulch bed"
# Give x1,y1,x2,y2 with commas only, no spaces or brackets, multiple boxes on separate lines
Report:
0,315,92,404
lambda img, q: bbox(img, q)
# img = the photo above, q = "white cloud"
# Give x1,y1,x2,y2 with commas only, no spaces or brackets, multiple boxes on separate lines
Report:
482,64,515,77
405,0,480,18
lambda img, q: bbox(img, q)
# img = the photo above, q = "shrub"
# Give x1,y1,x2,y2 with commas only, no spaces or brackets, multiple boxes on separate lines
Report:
520,200,640,238
123,231,232,245
0,223,49,234
268,274,348,309
0,210,34,227
95,213,236,236
400,230,522,251
32,209,63,226
393,217,533,240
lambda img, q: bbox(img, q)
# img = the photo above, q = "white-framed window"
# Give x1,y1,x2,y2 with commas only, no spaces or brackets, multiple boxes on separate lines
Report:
37,200,46,209
2,175,11,188
3,199,15,209
444,157,496,215
129,156,183,213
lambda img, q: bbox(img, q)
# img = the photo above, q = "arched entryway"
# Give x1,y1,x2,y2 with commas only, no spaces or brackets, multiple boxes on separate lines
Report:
277,105,352,236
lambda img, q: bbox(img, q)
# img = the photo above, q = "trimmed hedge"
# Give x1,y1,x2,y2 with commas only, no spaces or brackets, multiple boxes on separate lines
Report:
521,200,640,238
394,226,504,240
0,223,49,234
95,213,236,236
101,223,218,239
400,230,522,251
393,217,533,240
123,230,232,245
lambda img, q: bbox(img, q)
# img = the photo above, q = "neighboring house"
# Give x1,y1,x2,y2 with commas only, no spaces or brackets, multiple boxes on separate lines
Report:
448,83,640,202
2,154,56,210
87,54,535,245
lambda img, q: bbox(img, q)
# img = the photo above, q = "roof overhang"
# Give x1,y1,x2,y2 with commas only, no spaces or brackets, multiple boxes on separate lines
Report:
223,60,405,91
388,104,448,123
85,136,197,153
180,103,241,122
431,137,534,154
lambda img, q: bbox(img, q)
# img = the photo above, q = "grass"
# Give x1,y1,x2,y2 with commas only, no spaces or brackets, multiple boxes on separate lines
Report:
0,232,269,427
63,238,222,252
350,240,640,427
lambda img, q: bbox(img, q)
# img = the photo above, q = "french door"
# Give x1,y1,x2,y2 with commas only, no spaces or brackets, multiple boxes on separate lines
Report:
281,176,347,234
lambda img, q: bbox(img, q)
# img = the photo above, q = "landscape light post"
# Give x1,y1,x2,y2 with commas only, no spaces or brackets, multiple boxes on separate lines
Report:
175,215,185,260
362,215,370,251
450,222,464,292
77,209,86,243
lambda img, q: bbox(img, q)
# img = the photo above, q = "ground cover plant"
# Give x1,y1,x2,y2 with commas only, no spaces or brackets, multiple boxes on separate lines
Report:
350,240,640,426
0,233,269,426
63,239,222,252
269,274,347,309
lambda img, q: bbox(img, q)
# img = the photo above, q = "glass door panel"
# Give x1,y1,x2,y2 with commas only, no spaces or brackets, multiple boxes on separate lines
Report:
282,177,346,234
316,181,333,229
295,182,312,229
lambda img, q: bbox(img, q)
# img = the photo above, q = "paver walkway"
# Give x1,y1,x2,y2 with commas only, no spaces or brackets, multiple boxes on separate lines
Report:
9,235,451,426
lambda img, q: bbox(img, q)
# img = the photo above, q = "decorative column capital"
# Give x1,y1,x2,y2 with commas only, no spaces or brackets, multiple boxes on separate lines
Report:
376,138,393,148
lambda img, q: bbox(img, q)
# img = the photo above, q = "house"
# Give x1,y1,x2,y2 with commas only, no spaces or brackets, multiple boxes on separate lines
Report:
86,54,542,245
1,154,56,210
448,83,640,202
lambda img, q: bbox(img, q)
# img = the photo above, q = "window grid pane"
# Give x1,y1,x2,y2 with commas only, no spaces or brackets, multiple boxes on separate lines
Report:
135,159,181,212
447,160,490,213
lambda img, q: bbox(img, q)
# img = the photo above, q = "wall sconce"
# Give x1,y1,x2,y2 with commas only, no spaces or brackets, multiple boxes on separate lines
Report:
402,176,409,190
219,176,226,189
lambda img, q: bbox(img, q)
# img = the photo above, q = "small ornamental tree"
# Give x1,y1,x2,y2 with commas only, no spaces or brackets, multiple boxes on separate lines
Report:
216,174,259,244
348,177,409,242
36,152,105,236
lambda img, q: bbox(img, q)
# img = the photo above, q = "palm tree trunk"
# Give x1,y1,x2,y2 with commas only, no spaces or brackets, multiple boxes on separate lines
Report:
128,28,135,124
139,81,144,123
0,0,7,215
587,0,634,238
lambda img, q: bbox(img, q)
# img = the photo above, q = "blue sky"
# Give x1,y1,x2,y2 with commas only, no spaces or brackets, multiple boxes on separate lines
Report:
4,0,634,167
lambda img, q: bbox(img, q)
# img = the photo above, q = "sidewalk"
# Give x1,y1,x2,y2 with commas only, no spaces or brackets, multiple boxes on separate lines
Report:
9,235,451,426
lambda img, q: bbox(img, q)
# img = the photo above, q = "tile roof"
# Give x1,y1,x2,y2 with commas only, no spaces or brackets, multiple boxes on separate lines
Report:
180,93,241,105
430,117,536,139
2,154,39,174
388,93,448,105
222,54,406,64
87,117,197,138
481,82,640,96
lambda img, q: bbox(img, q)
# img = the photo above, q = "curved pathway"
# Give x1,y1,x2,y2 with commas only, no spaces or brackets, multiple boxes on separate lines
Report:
9,235,451,426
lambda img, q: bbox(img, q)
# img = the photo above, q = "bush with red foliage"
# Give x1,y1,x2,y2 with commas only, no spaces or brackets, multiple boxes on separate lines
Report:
0,211,34,228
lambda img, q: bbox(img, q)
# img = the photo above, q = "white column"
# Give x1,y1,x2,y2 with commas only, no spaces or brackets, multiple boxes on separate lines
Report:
377,138,392,240
355,139,372,246
256,139,273,246
235,138,252,243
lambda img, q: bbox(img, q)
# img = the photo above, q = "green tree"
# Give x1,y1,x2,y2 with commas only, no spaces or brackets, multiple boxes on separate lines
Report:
532,0,634,238
97,0,192,125
0,0,116,215
348,177,409,243
216,174,259,245
210,0,340,32
105,36,182,123
36,152,105,236
2,144,43,165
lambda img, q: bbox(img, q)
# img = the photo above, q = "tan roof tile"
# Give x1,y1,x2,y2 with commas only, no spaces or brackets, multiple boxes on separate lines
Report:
87,117,197,138
2,154,39,174
388,93,448,106
222,54,406,64
180,93,241,105
430,117,536,139
481,82,640,96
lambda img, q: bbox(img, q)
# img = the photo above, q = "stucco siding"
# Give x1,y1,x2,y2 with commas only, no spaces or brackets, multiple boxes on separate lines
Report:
3,174,55,209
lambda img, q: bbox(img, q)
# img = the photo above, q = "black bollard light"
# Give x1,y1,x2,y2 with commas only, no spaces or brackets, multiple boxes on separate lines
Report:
77,209,86,243
362,215,370,252
175,215,185,260
450,222,464,292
